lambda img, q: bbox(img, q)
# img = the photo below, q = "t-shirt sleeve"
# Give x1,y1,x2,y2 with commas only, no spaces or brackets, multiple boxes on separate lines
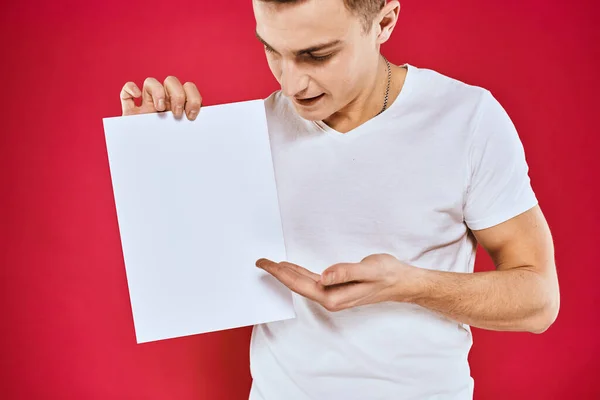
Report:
463,90,538,231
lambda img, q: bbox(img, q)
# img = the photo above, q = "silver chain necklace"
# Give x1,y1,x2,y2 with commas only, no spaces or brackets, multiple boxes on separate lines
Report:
377,56,392,116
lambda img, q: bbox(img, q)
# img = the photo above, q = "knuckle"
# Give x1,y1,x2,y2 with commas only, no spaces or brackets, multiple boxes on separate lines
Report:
143,76,157,86
187,99,202,109
323,298,341,312
170,94,186,105
362,253,389,268
362,254,380,263
339,269,349,281
184,82,202,98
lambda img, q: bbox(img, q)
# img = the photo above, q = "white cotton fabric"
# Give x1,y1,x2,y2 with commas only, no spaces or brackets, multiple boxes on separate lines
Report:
248,64,538,400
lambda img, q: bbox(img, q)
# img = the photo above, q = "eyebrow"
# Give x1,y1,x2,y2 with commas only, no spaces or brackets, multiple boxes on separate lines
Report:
255,31,342,56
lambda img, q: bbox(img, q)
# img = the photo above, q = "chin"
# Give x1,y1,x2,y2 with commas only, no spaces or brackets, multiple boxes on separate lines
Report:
291,103,332,122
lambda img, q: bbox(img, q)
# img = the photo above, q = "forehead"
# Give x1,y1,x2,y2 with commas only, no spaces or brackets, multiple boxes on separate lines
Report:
253,0,361,50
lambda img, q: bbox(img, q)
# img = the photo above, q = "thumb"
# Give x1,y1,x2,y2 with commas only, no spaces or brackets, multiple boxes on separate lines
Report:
320,263,372,286
120,82,142,116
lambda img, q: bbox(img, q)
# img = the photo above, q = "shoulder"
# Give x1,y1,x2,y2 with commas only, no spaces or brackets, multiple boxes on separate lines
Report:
405,64,511,143
418,66,520,143
409,65,488,102
406,64,493,117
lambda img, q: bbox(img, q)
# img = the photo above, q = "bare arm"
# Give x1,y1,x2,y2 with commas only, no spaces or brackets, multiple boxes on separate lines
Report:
256,206,560,334
408,205,560,333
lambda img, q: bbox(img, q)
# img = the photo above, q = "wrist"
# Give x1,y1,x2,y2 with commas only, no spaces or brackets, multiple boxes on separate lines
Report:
392,262,432,304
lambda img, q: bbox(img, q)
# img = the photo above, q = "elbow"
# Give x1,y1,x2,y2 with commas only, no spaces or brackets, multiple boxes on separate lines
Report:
529,309,558,334
528,288,560,334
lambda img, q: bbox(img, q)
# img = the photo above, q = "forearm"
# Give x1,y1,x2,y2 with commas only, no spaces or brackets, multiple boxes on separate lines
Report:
405,266,559,333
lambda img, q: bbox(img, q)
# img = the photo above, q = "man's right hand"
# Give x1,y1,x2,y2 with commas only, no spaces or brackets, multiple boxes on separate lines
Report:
120,76,202,121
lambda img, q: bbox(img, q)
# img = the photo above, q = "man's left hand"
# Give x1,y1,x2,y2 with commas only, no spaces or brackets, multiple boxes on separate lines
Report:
255,254,423,312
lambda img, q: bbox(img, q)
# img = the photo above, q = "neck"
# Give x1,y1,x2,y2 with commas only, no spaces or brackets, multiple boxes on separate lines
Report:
322,55,403,134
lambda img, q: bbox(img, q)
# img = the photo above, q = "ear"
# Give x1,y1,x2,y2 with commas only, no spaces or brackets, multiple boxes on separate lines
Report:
376,0,401,45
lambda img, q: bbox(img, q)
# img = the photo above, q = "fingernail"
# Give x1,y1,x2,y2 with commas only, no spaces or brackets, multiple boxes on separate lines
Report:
188,110,197,119
176,105,183,116
158,99,165,110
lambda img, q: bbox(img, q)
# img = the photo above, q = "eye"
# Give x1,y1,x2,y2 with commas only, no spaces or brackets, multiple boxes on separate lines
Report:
309,53,334,62
264,46,276,54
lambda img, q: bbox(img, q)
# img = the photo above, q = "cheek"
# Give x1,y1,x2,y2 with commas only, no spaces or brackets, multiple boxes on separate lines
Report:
322,56,358,95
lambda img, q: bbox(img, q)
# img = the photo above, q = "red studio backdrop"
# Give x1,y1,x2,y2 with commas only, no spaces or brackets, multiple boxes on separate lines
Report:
1,0,598,399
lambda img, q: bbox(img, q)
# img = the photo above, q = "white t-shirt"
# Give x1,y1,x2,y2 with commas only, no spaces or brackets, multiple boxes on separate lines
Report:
248,64,538,400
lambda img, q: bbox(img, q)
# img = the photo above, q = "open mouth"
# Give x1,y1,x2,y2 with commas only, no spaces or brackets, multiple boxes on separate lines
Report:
294,93,325,106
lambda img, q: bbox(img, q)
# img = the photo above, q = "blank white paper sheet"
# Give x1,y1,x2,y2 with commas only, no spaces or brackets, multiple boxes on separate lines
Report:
103,100,295,344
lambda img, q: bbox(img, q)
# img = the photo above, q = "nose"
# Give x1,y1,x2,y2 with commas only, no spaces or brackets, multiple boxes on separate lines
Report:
280,60,308,98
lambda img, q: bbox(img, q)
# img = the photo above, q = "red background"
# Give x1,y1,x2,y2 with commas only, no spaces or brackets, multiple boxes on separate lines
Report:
2,0,598,399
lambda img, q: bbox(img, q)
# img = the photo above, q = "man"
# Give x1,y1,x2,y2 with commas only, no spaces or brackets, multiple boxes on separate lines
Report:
119,0,560,398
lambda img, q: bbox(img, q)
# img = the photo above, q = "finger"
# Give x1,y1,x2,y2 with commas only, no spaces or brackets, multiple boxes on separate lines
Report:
256,259,325,303
142,77,167,112
164,76,186,118
182,82,202,120
320,262,376,286
256,259,321,281
279,261,321,282
120,82,142,116
321,281,377,312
